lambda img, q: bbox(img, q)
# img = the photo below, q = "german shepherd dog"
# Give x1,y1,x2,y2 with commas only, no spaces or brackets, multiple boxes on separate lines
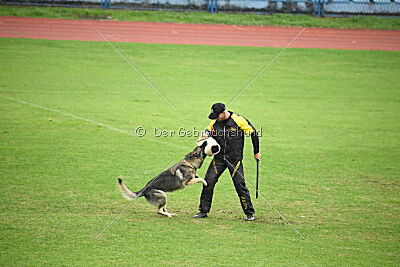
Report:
118,141,217,217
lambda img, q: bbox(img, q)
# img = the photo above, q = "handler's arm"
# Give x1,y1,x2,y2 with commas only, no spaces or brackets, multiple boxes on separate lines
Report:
232,114,260,160
251,130,260,155
251,130,261,160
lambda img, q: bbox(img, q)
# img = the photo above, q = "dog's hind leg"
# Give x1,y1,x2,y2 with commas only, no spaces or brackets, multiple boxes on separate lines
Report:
163,207,176,217
146,189,175,217
155,190,177,217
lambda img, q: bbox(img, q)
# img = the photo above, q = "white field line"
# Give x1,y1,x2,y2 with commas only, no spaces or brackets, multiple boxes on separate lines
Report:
0,94,174,147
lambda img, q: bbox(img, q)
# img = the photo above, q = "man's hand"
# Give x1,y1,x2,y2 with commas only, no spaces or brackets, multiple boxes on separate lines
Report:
254,152,261,161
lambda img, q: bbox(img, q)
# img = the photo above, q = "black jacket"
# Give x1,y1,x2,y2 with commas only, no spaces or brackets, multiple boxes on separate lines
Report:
205,111,259,161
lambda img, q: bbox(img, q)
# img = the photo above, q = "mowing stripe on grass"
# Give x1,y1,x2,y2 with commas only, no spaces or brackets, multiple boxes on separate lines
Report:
0,94,175,147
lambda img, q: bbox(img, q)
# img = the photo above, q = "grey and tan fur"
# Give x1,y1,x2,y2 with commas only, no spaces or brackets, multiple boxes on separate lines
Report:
118,142,211,217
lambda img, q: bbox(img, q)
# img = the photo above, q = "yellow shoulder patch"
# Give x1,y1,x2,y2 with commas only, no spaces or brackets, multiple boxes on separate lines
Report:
231,113,254,136
207,119,217,132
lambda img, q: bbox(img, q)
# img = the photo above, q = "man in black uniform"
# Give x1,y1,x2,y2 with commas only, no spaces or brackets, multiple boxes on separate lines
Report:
194,103,261,221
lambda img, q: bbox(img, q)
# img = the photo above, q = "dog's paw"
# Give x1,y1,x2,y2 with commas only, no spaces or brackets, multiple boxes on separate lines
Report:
160,212,172,218
202,181,208,187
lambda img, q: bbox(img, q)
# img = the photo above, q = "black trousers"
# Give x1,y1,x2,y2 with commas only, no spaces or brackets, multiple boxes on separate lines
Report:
199,157,255,216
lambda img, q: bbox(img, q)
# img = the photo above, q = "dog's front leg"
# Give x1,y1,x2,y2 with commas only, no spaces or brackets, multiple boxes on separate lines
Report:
186,177,207,186
195,173,207,186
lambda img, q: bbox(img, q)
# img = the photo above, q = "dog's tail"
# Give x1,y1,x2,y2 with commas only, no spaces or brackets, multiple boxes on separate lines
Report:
118,178,138,200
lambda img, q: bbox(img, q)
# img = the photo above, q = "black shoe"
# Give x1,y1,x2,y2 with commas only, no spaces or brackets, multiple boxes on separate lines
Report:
193,212,208,218
245,215,255,221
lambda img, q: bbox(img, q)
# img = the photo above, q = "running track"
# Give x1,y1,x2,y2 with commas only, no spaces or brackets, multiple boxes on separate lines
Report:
1,16,399,51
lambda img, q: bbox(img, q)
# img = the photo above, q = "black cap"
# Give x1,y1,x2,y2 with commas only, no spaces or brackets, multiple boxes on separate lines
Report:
208,103,225,119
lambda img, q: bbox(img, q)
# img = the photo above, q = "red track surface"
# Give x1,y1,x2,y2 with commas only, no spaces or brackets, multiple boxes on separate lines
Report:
1,16,399,51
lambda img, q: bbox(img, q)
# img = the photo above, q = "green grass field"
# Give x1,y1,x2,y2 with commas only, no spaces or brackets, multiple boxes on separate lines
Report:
1,5,400,30
0,37,399,265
